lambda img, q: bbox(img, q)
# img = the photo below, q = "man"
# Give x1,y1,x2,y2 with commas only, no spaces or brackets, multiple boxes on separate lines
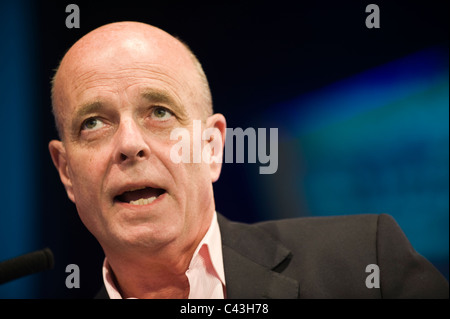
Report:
49,21,448,299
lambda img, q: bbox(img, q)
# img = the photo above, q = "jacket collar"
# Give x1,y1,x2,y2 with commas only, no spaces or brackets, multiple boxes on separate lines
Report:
217,213,299,299
96,213,300,299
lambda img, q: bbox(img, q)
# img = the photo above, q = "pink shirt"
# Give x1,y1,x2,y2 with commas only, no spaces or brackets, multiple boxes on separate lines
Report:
102,212,226,299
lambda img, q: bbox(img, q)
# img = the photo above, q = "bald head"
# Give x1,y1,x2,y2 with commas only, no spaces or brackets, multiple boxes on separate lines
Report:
51,21,212,139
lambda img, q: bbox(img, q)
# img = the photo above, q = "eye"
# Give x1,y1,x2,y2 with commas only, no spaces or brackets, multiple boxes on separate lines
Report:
151,106,173,121
81,117,105,131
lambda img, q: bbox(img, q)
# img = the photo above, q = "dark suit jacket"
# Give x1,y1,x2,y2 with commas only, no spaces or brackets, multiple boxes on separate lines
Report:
96,213,449,299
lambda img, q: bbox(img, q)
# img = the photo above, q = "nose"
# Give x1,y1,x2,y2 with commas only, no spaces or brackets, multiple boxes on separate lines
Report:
114,118,150,163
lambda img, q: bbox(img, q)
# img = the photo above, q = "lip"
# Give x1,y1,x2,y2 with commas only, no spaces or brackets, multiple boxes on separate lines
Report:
110,180,168,206
114,191,167,209
111,181,165,199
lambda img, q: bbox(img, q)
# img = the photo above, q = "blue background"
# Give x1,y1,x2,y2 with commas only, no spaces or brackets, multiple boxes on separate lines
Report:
0,0,448,298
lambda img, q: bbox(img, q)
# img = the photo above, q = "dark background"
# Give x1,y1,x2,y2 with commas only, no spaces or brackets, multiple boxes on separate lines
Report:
0,0,448,298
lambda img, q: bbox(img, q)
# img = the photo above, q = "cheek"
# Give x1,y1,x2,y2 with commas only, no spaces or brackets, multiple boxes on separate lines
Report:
174,162,213,210
67,150,111,237
158,127,212,198
68,150,107,205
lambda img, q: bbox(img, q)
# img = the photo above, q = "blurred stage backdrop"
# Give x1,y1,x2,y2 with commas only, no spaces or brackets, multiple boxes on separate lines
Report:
0,0,448,298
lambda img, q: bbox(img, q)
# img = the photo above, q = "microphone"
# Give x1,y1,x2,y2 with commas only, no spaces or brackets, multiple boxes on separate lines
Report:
0,248,54,285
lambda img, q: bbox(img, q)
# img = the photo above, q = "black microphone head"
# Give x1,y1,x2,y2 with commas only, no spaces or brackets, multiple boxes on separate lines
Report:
41,248,55,270
0,248,55,285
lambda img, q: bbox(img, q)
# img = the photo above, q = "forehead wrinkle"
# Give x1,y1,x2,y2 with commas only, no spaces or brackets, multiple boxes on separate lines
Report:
69,63,196,118
71,61,185,84
69,71,118,100
70,63,187,97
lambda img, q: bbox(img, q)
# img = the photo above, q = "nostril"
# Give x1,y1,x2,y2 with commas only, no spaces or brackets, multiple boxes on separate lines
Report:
119,150,146,162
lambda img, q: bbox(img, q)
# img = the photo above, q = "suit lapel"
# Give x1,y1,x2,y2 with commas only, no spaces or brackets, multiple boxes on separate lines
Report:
217,214,299,299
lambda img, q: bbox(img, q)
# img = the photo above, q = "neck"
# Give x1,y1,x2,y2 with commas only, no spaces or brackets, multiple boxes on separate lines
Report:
111,259,191,298
103,211,215,299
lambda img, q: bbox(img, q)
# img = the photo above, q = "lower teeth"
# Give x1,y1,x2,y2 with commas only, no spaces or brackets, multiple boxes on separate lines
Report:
129,196,157,205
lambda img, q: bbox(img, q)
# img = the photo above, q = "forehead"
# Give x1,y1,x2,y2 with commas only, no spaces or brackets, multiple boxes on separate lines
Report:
70,62,187,101
56,33,200,114
66,33,191,90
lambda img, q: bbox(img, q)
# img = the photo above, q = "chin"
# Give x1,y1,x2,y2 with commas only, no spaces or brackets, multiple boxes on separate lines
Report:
110,220,182,252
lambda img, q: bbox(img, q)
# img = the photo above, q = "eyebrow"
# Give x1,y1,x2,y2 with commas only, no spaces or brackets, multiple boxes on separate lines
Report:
70,100,104,133
74,100,104,119
141,88,188,122
70,89,190,134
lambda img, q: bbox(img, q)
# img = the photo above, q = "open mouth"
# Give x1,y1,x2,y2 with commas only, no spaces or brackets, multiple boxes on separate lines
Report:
114,186,166,205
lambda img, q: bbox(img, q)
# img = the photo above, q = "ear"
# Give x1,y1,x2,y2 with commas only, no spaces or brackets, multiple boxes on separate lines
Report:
48,140,75,203
203,113,227,182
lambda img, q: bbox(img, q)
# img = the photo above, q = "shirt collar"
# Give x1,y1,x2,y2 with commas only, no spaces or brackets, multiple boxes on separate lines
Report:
188,211,225,286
